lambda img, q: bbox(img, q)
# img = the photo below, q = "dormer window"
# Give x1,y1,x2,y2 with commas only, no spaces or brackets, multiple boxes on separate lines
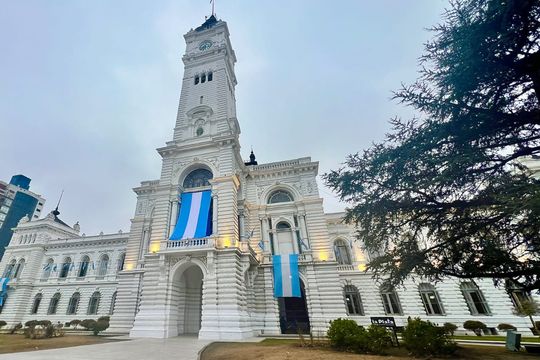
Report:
194,75,200,85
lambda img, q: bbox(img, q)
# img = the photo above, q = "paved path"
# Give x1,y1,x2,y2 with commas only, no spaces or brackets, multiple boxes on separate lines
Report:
0,336,212,360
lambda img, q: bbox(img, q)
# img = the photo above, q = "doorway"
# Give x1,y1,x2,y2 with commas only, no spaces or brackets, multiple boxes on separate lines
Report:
278,281,310,334
173,265,203,335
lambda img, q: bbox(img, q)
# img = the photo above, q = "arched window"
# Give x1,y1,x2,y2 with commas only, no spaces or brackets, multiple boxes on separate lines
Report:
117,253,125,272
344,285,363,315
97,255,109,277
275,221,295,255
31,294,42,314
78,256,90,277
419,283,445,315
48,293,61,314
505,280,531,310
13,259,25,279
183,168,213,189
42,258,54,280
109,291,117,315
207,71,213,81
59,257,72,278
268,190,293,204
3,260,15,278
201,73,206,83
460,282,490,315
194,75,199,85
87,292,101,315
334,239,352,265
380,286,402,315
66,292,80,315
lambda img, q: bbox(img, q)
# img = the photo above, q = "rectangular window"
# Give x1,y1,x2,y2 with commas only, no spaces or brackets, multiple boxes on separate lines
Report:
421,291,444,315
382,292,402,315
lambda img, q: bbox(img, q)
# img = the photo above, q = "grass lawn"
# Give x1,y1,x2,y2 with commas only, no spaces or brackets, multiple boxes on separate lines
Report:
453,335,540,343
0,334,117,354
201,339,540,360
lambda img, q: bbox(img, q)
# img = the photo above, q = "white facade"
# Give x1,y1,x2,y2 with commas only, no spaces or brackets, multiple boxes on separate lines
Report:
0,15,537,338
0,212,127,326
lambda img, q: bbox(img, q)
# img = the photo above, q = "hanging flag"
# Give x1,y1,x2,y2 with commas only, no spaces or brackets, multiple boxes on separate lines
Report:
169,191,213,240
300,238,309,251
273,254,301,298
0,277,9,306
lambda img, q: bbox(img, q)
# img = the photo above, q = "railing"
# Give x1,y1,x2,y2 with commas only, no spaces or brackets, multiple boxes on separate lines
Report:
337,264,355,272
166,238,212,249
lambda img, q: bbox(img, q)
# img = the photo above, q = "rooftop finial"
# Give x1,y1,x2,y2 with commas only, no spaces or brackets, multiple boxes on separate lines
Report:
52,189,64,217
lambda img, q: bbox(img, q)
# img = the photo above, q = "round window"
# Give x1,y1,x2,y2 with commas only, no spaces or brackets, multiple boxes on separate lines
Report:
196,127,204,136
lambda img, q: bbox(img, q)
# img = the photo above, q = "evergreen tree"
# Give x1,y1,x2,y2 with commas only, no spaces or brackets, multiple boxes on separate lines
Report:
325,0,540,291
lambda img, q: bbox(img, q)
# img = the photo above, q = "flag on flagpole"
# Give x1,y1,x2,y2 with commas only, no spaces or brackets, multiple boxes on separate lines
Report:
258,239,265,251
273,254,301,298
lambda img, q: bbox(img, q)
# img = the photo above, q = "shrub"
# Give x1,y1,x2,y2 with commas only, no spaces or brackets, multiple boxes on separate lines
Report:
362,325,393,355
402,318,457,356
0,320,6,329
80,319,97,330
463,320,487,336
69,319,81,329
442,322,458,336
327,318,361,349
24,320,38,328
37,320,51,327
497,323,517,331
9,323,22,334
98,316,110,322
91,319,109,336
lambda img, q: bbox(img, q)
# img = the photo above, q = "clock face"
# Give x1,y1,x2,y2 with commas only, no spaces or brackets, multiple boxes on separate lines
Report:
199,40,212,51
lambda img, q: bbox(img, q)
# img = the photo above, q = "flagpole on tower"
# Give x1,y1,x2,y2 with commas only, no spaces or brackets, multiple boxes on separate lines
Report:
210,0,215,16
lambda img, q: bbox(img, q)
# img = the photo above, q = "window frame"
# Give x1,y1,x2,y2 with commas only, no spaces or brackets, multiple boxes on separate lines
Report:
31,294,42,314
334,239,352,265
268,190,294,204
66,292,80,315
344,285,364,315
48,293,61,315
460,282,491,315
381,288,403,315
87,292,101,315
418,283,445,315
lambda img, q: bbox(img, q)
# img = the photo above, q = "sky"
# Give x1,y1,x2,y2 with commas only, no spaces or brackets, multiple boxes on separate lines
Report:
0,0,448,235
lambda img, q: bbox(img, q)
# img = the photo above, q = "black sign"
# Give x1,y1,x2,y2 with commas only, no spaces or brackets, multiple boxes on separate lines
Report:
370,317,396,328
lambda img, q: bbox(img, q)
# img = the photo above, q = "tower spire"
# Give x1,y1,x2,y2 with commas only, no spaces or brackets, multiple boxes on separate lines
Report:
52,189,64,217
210,0,215,16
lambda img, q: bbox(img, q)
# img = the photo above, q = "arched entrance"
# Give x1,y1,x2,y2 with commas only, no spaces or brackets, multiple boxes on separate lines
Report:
278,281,310,334
171,264,204,335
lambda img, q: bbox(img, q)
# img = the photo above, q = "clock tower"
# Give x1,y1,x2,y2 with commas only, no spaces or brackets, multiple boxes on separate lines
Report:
109,16,255,339
172,15,240,144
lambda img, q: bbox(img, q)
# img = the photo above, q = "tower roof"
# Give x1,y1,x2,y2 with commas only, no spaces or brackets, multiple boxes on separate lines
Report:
195,15,219,32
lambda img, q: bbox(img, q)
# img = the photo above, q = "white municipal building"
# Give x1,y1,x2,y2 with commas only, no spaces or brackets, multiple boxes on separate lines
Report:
0,16,538,339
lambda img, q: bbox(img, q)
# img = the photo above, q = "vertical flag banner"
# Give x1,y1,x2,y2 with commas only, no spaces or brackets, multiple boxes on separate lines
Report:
0,278,9,306
170,190,213,240
273,254,301,298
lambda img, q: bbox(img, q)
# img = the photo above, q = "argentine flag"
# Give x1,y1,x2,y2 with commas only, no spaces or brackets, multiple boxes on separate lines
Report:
170,190,213,240
273,254,301,298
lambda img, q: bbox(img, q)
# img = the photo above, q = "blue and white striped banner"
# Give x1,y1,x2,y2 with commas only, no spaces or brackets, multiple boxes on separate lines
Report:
0,278,9,293
273,254,301,298
169,190,213,240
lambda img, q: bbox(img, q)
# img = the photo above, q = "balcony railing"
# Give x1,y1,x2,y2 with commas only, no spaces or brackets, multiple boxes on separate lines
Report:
166,238,213,250
337,264,355,272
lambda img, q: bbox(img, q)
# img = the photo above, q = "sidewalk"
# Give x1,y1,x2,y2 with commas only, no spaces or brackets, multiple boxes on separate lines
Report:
0,336,211,360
